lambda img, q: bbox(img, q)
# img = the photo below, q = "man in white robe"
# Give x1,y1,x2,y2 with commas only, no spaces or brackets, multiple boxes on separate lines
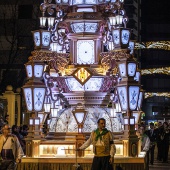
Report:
0,124,24,170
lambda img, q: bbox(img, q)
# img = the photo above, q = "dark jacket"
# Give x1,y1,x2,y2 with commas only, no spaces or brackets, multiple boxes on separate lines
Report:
146,129,157,147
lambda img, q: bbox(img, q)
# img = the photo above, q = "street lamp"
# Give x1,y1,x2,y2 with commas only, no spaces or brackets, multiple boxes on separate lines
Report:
117,58,140,112
23,57,46,139
107,0,141,157
106,0,131,51
23,59,46,112
72,103,87,158
116,53,141,157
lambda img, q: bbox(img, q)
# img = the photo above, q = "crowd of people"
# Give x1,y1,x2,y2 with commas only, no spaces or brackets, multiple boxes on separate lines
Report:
139,121,170,165
0,114,29,170
0,115,29,155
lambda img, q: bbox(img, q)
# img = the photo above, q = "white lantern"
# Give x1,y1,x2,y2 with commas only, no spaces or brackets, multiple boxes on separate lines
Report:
112,28,131,49
128,41,135,54
72,104,87,133
32,30,51,50
47,17,55,27
117,85,140,111
116,15,123,25
134,71,141,82
117,59,137,78
50,101,59,117
39,17,47,27
44,96,51,113
23,61,46,112
23,84,46,112
25,61,45,79
137,90,144,110
109,16,116,26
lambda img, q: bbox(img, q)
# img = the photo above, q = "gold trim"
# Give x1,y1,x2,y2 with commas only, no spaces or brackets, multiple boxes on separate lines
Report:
21,157,146,163
100,49,131,61
141,67,170,75
145,92,170,99
135,41,170,50
31,50,69,72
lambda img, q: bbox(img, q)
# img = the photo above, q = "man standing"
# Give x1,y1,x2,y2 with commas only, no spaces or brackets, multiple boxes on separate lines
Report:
138,125,150,167
0,124,24,170
78,118,116,170
146,122,157,165
155,121,163,161
139,126,150,152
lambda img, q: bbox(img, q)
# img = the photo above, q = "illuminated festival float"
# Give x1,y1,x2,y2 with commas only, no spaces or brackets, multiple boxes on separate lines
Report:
20,0,148,170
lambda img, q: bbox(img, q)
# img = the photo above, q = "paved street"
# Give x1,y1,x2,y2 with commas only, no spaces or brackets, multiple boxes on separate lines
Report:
149,147,170,170
149,160,169,170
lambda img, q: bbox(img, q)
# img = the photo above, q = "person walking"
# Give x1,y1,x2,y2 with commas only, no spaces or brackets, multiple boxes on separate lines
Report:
78,118,116,170
146,122,157,165
0,124,24,170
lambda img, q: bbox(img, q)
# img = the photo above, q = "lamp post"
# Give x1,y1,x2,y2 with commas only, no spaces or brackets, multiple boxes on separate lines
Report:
27,117,40,138
23,58,46,112
72,103,87,157
117,58,140,111
37,112,48,136
107,0,141,157
23,57,46,139
116,53,141,157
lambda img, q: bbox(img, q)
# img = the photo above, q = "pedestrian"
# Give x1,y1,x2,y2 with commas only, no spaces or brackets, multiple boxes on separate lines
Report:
20,124,29,137
4,115,9,124
160,122,170,163
155,121,163,161
78,118,116,170
138,125,150,166
139,126,150,152
0,124,24,170
146,122,157,165
155,122,163,161
12,125,25,152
